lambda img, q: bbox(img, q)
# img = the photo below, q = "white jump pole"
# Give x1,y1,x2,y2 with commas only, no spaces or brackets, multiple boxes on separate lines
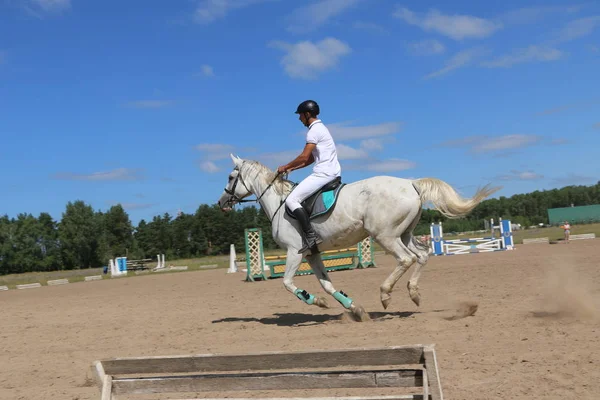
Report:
227,244,237,273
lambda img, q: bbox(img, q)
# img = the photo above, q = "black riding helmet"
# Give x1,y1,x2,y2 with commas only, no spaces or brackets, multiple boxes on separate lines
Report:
295,100,320,117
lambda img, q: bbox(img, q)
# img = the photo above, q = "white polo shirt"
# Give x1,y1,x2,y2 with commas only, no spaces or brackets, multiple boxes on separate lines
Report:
306,119,341,177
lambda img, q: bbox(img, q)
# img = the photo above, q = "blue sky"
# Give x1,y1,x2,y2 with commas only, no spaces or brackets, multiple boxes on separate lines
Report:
1,0,599,225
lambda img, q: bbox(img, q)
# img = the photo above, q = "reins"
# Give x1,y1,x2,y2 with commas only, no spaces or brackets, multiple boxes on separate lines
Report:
224,167,294,222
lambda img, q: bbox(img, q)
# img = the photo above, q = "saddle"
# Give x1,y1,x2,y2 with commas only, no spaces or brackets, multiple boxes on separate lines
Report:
286,176,346,221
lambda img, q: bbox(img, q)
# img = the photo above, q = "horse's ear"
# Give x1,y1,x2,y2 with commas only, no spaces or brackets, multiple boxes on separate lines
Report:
230,153,241,167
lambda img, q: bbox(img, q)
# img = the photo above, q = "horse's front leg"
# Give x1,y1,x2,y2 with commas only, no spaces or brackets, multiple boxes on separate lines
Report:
282,249,329,309
305,254,370,321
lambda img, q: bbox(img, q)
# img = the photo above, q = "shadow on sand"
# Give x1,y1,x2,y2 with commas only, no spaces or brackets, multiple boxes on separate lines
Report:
212,310,419,327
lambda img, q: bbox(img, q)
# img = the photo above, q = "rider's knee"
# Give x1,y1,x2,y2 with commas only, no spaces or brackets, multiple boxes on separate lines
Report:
285,195,300,210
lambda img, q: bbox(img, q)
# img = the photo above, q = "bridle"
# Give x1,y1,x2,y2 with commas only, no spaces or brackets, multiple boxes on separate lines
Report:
222,163,289,221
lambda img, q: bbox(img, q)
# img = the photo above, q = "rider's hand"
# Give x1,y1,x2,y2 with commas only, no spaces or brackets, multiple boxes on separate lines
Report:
277,165,288,174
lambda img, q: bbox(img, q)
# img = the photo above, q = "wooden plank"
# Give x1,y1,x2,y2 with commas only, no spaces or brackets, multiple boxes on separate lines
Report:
100,345,425,375
91,360,113,400
16,283,42,289
171,396,422,400
0,286,8,291
91,360,106,388
570,233,595,240
85,275,102,281
522,237,549,244
101,375,112,400
48,278,69,286
422,367,428,400
423,346,443,400
113,369,423,395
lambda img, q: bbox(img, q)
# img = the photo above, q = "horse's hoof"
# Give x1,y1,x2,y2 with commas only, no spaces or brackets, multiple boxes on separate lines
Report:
409,289,421,307
381,294,392,310
314,296,329,309
350,304,371,322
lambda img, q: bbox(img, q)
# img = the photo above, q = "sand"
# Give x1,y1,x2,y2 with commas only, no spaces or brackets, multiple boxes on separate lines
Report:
0,239,599,399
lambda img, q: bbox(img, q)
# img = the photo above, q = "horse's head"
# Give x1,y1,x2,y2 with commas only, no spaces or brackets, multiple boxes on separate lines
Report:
217,154,253,211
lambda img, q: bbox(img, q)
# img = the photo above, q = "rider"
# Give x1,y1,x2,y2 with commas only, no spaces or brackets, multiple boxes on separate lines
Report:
277,100,341,254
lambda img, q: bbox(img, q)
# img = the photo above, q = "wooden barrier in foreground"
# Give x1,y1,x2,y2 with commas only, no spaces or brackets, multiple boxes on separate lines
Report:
91,344,444,400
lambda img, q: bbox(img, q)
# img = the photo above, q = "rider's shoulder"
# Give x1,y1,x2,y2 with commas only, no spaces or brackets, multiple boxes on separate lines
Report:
308,119,329,133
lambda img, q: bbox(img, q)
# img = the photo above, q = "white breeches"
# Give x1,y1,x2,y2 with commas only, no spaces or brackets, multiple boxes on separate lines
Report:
286,173,339,212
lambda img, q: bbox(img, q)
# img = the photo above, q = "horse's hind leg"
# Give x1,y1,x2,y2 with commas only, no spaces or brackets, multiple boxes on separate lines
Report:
306,254,370,322
377,236,417,310
404,233,431,307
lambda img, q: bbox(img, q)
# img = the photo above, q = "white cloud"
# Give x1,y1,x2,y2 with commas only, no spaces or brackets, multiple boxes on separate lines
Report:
424,47,487,79
409,39,445,55
535,99,600,116
196,143,234,160
199,160,220,173
393,7,502,40
353,21,387,34
336,144,369,160
328,121,401,140
30,0,70,12
481,46,563,68
552,173,597,186
198,64,214,77
497,170,544,181
286,0,362,33
361,159,417,172
194,0,276,24
499,5,583,25
269,37,351,80
52,168,143,181
107,202,155,210
441,134,543,153
555,16,600,43
359,138,386,151
124,100,172,109
196,143,233,152
35,0,69,10
255,150,299,167
472,134,542,153
255,121,397,167
15,0,70,17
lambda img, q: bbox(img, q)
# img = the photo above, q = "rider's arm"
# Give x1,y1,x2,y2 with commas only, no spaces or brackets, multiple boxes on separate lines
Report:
283,143,316,172
289,153,315,171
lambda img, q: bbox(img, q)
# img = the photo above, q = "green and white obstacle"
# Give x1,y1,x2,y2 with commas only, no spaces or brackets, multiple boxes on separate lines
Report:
243,228,376,282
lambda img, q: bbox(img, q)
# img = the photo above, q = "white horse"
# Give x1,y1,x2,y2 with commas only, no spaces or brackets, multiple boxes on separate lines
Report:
218,155,499,321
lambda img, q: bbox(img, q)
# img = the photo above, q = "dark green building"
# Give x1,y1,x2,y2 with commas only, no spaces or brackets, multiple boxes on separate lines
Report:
547,204,600,225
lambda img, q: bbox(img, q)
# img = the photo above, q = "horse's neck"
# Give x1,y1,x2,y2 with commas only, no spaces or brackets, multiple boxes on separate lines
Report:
247,173,285,221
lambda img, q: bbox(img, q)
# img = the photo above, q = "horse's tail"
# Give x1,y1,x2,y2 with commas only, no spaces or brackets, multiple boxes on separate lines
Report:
412,178,501,219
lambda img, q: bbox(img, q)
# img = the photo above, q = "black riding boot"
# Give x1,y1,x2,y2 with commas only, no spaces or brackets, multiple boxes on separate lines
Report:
292,208,323,254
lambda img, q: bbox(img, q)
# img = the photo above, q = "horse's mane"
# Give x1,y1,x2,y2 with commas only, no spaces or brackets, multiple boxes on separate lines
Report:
242,160,296,196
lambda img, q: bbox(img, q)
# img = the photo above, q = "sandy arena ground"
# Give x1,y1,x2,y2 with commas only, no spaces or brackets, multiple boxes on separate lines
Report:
1,240,599,400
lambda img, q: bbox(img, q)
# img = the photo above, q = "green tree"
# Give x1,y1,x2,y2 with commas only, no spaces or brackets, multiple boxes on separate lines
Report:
103,204,134,258
58,200,101,269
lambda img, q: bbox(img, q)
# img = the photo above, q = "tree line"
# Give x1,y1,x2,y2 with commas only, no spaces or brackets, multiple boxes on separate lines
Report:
1,181,598,275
